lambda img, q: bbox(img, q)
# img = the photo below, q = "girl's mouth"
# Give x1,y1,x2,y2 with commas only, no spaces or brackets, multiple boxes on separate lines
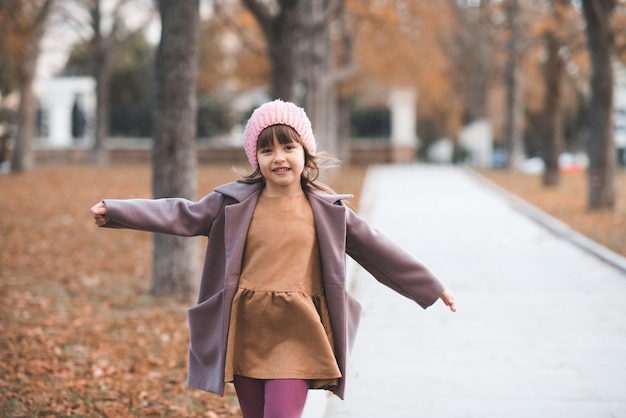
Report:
272,167,290,173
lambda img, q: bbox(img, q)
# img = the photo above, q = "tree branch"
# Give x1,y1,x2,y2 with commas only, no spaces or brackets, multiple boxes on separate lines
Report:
325,9,356,86
214,0,265,56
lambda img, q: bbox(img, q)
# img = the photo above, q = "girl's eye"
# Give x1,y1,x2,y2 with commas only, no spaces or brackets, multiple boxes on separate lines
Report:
285,145,295,151
259,148,272,154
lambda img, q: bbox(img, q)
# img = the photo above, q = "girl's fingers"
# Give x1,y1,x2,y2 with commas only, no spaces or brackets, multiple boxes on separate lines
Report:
90,202,106,216
441,290,456,312
90,202,108,225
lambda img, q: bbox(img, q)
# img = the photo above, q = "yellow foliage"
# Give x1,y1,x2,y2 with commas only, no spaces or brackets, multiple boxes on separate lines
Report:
197,9,269,95
347,0,462,134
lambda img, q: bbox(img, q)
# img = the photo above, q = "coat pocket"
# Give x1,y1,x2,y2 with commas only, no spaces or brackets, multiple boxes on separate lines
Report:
187,290,224,367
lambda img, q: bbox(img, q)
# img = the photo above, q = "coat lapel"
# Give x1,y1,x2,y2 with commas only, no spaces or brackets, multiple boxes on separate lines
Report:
216,181,263,288
308,193,349,286
216,182,263,345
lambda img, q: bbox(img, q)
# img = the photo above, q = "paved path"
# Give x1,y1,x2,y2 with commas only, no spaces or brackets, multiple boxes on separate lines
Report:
304,164,626,418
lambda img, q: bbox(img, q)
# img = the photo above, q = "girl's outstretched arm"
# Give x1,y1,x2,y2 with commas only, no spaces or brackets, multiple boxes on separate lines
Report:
91,193,224,237
440,289,456,312
345,206,454,310
90,201,109,226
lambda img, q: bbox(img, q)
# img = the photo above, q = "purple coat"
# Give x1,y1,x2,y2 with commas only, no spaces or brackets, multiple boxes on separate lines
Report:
102,181,444,399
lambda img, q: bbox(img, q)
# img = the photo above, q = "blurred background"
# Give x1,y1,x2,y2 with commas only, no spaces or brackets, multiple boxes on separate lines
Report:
1,0,625,174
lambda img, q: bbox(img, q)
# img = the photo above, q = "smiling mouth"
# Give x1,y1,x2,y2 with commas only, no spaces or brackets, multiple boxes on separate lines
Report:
272,167,290,173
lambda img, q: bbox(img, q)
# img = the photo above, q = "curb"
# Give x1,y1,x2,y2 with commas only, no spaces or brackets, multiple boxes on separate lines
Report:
466,167,626,275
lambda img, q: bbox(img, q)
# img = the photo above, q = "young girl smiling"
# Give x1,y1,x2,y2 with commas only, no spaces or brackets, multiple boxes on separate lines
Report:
91,99,455,418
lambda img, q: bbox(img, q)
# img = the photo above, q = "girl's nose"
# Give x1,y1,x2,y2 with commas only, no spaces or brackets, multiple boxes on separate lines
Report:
273,150,286,162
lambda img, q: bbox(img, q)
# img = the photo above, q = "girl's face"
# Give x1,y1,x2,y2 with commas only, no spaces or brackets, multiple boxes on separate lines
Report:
257,131,306,196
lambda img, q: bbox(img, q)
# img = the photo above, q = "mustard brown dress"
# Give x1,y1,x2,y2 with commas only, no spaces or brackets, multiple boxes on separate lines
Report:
224,194,342,389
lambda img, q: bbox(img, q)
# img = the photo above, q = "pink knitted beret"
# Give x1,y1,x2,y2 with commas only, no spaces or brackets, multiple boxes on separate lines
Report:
243,99,317,168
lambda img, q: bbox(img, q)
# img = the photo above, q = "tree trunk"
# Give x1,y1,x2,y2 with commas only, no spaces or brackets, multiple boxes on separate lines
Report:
299,0,353,161
10,0,53,173
151,0,200,303
581,0,616,210
302,0,339,156
88,0,152,164
503,0,524,171
11,57,37,173
448,0,492,124
92,46,112,165
267,9,299,101
243,0,300,101
503,55,524,170
89,1,111,165
92,34,113,165
269,0,299,101
337,95,351,162
542,31,564,187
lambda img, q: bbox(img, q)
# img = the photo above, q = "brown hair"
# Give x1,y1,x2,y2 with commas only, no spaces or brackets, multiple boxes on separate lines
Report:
236,124,340,194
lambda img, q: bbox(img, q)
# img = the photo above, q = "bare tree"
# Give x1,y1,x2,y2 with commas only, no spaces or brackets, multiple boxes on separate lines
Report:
445,0,493,124
1,0,55,173
241,0,301,101
299,0,354,159
55,0,154,164
62,0,154,164
151,0,200,302
581,0,617,209
89,0,119,164
502,0,527,171
218,0,353,158
540,0,573,186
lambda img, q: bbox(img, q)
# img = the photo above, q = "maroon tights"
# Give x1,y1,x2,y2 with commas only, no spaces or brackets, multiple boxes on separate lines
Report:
233,375,309,418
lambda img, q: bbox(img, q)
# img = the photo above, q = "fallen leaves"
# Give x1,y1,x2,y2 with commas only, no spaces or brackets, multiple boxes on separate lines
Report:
0,165,241,417
0,163,367,417
477,169,626,257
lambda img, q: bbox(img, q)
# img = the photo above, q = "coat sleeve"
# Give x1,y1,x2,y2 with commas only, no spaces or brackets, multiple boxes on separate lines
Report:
101,192,225,237
344,206,445,309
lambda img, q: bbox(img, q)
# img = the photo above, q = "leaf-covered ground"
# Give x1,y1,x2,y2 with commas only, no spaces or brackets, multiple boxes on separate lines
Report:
0,163,366,418
1,163,623,417
478,168,626,257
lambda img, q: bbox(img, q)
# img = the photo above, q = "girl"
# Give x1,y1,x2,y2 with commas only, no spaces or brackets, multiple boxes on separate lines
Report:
90,99,456,418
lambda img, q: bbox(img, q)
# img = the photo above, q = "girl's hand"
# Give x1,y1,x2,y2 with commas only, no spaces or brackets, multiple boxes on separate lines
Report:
440,289,456,312
90,201,109,226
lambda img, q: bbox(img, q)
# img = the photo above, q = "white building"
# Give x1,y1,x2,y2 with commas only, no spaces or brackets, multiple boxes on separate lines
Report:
34,77,96,147
388,88,419,162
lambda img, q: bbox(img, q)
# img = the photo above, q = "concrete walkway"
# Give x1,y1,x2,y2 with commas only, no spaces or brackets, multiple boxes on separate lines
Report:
304,164,626,418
